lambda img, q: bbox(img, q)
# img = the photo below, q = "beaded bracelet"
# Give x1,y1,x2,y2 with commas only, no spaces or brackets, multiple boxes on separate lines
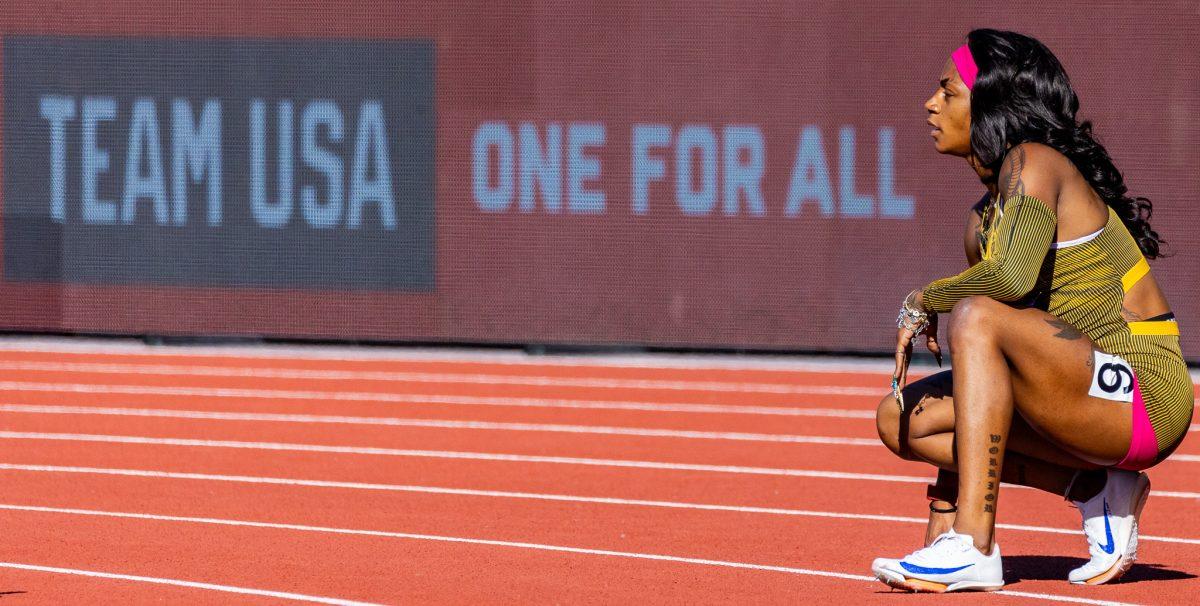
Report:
896,290,931,335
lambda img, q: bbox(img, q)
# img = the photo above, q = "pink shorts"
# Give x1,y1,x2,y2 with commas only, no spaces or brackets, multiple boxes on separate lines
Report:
1115,376,1159,471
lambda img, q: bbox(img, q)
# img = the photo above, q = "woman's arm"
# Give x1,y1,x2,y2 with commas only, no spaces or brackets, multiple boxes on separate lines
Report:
921,144,1061,314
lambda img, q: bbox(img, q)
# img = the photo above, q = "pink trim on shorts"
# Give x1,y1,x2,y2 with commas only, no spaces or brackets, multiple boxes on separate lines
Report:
951,44,978,90
1116,376,1159,471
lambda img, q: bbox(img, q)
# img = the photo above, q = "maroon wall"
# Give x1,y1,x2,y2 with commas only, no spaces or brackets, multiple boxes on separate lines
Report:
0,1,1196,359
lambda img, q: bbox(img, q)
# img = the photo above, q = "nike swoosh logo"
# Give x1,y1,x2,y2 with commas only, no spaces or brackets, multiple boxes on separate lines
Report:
899,561,975,575
1100,499,1116,555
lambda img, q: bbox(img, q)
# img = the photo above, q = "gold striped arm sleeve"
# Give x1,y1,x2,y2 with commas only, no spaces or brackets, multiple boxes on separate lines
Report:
921,195,1057,314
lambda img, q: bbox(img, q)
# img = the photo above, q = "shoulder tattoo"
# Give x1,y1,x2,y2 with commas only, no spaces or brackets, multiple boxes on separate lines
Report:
998,146,1026,200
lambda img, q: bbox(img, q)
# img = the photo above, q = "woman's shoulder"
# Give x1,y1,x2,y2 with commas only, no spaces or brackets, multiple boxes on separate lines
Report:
998,142,1068,212
1005,141,1070,167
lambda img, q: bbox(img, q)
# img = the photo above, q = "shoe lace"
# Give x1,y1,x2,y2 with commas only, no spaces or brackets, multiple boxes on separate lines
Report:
908,532,971,563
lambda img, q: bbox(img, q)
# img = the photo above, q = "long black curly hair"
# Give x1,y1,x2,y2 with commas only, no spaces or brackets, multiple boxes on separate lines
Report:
965,28,1164,259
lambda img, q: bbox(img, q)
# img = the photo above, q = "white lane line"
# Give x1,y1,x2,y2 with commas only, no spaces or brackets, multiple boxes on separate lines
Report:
0,561,379,605
996,591,1137,606
2,431,1198,500
0,379,880,404
0,503,1140,605
0,431,934,482
1152,490,1200,499
2,464,1197,546
0,363,883,394
0,405,878,446
0,338,918,373
0,394,877,419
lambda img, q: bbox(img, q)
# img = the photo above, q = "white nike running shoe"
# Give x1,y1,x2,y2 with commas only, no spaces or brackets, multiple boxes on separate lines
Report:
871,529,1004,592
1069,468,1151,584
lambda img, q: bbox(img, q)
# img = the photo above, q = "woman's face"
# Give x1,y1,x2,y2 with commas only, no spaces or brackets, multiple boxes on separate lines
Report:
924,59,972,156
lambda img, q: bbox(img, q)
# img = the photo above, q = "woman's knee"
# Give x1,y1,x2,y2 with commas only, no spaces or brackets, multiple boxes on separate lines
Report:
948,295,1001,346
876,393,903,455
878,370,955,456
877,393,921,460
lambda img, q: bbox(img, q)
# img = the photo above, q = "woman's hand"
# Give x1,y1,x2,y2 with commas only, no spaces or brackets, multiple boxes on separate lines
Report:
892,291,942,411
892,324,917,411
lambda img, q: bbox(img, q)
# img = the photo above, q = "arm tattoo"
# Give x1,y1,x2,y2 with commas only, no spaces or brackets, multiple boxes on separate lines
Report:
1045,318,1084,340
999,146,1026,200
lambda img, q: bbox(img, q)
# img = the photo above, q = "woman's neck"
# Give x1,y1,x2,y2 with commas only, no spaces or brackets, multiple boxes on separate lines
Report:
967,154,998,197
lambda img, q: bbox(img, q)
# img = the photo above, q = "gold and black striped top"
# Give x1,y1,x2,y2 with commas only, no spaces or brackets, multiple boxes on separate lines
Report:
922,194,1192,452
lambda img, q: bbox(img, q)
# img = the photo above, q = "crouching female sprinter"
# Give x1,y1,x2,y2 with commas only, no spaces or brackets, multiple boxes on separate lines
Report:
872,29,1191,592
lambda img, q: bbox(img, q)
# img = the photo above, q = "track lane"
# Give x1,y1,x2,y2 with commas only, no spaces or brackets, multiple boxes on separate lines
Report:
0,471,1183,604
0,411,917,470
0,392,893,438
2,432,1197,556
0,348,912,385
0,505,965,605
0,373,885,408
0,346,1195,604
3,410,1200,491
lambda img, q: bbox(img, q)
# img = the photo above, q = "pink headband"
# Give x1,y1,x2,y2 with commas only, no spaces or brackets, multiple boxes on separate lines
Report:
950,44,978,90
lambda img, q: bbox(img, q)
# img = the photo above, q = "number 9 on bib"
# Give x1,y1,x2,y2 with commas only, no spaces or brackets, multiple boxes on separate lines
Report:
1088,350,1136,403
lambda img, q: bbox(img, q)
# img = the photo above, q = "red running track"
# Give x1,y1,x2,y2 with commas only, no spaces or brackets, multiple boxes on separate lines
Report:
0,342,1197,604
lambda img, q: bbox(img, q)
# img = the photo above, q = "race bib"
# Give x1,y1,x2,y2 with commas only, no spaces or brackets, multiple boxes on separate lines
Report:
1088,350,1136,403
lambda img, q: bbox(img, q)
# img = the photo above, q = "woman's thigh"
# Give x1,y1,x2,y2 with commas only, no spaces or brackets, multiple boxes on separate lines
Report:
949,296,1133,465
876,369,953,459
877,369,1094,469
